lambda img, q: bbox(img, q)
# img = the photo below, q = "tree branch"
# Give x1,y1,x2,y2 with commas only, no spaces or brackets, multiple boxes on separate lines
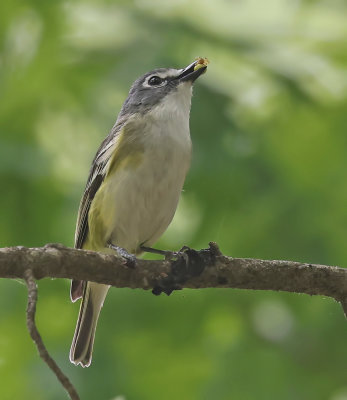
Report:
2,242,347,399
24,268,80,400
1,242,346,315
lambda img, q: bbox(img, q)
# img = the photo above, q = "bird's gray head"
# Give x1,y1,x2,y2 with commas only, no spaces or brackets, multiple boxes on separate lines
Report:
119,60,207,118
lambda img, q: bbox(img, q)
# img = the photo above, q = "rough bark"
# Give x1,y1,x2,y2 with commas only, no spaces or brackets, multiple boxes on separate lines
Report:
1,242,346,313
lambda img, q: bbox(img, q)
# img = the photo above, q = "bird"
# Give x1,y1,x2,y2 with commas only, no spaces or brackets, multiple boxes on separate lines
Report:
69,58,208,367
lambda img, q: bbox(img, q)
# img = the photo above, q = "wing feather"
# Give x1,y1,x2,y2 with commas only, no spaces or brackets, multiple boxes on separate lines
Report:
70,120,127,302
74,122,126,249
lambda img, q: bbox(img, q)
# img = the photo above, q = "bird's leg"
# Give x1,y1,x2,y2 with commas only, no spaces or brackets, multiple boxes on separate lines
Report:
140,245,190,263
108,242,137,268
140,246,173,259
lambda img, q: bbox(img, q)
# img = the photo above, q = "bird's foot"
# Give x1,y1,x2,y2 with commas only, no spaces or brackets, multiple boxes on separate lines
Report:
140,245,190,263
164,246,191,263
108,243,137,268
146,246,195,296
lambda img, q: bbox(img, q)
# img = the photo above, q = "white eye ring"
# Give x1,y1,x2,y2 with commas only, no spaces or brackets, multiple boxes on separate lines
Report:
148,76,163,86
143,75,167,88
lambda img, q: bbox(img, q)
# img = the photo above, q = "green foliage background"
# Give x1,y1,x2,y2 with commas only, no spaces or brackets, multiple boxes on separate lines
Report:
1,0,346,399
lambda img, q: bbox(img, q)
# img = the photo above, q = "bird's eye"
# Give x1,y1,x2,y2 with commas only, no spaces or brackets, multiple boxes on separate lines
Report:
148,76,163,86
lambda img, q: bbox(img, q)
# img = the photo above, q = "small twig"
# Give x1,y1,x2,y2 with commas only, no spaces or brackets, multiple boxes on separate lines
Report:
24,269,80,400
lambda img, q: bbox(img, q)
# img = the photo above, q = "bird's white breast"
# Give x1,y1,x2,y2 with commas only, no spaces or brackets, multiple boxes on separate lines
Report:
100,83,193,253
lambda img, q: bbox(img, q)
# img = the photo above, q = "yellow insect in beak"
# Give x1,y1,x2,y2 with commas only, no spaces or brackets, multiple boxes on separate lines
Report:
194,57,209,71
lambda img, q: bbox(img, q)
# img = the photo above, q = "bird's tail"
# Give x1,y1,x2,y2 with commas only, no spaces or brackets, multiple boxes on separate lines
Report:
69,282,109,367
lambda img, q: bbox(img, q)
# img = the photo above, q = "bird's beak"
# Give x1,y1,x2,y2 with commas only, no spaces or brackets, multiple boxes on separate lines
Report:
176,59,208,83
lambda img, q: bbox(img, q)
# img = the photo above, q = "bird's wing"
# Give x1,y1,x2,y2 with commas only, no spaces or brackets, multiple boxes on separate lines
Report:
74,131,118,249
71,119,127,302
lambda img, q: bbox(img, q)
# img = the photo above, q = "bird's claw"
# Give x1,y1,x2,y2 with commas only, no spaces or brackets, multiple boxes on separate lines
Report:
108,243,137,268
164,246,190,264
123,253,137,269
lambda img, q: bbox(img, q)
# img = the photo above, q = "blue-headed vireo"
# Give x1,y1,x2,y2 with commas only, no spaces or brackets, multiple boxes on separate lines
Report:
69,58,208,367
